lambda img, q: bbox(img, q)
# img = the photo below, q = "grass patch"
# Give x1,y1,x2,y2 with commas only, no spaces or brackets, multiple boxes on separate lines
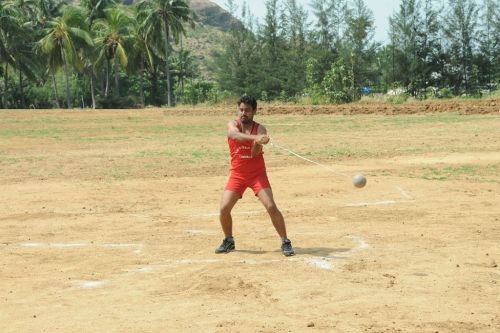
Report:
0,128,65,139
0,156,21,165
418,164,496,182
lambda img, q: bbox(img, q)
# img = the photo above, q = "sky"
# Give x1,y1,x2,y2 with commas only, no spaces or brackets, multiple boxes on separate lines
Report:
211,0,402,43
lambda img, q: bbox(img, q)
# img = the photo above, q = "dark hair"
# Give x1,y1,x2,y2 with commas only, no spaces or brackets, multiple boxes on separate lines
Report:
237,95,257,110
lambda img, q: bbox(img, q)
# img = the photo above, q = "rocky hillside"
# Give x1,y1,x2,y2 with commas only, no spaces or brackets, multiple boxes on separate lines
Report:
189,0,242,31
69,0,240,78
71,0,240,31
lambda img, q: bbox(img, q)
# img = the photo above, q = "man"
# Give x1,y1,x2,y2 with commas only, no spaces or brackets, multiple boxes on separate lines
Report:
215,95,295,256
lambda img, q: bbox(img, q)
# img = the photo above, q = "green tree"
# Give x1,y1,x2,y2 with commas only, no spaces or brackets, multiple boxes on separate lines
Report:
477,0,500,86
93,5,133,97
38,5,93,108
127,16,155,107
170,49,198,97
137,0,195,106
344,0,377,93
283,0,308,96
322,58,355,103
215,1,260,97
259,0,287,99
32,0,64,27
81,0,118,27
1,0,39,108
443,0,479,93
389,0,421,94
418,0,442,89
310,0,333,49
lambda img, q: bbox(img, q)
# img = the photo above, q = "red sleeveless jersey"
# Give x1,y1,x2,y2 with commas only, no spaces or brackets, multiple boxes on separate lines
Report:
227,119,266,174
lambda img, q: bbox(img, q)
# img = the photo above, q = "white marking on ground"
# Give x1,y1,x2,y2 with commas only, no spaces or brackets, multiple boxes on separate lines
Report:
190,210,265,217
51,243,87,248
176,259,220,264
395,186,413,199
20,242,44,247
186,229,216,235
303,257,334,270
80,281,106,289
236,259,281,265
345,235,370,250
344,200,400,207
102,243,144,254
17,242,143,253
125,266,153,274
299,235,369,270
102,243,142,248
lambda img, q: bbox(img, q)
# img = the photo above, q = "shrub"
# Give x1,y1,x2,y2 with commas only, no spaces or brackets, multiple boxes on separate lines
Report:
438,88,453,99
96,95,140,109
387,93,409,104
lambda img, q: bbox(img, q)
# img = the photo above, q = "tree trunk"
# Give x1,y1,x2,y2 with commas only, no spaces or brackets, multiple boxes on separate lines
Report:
3,63,9,108
180,35,184,96
90,71,96,109
100,68,105,95
51,71,60,108
19,70,25,108
62,49,72,108
151,66,159,106
114,58,119,97
105,60,110,97
163,20,172,107
140,56,145,107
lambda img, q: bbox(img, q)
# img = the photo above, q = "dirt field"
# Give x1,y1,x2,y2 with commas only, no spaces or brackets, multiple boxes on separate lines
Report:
1,101,499,332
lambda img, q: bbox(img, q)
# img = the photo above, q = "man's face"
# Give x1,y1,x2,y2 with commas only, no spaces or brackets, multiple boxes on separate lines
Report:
238,103,255,124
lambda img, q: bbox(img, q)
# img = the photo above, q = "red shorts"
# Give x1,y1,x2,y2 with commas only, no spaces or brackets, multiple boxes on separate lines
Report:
225,171,271,197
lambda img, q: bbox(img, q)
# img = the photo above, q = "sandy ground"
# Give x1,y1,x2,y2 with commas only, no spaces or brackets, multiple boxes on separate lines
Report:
1,101,499,332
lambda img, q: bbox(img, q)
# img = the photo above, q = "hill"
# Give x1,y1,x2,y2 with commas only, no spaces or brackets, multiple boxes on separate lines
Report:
69,0,239,31
69,0,240,79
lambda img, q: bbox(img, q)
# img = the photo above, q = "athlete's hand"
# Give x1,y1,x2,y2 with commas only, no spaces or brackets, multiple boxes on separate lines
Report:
255,134,270,145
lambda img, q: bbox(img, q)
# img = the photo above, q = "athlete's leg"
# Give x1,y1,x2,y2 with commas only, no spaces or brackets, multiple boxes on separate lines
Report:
219,190,241,237
257,187,287,239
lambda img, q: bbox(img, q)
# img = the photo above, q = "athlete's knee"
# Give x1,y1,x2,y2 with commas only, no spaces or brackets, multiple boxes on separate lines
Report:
220,204,233,216
264,202,279,216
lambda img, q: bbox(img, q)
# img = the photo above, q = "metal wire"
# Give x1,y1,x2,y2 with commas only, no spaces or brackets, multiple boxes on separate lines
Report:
268,138,350,178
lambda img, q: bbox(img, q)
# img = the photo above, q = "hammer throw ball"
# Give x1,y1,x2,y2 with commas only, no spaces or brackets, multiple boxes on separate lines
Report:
352,174,367,188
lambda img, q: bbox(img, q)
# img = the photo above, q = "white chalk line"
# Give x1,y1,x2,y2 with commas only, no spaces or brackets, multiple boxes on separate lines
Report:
189,210,270,217
17,242,143,253
395,186,413,200
7,235,369,292
79,280,107,289
300,235,369,270
345,200,402,207
187,187,416,216
344,185,414,207
124,235,369,272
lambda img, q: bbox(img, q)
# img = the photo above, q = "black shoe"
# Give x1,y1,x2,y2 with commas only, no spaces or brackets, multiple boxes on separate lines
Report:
281,238,295,256
215,237,235,253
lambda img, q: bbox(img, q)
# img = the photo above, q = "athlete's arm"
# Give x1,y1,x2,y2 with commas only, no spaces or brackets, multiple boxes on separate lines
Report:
227,121,269,143
251,124,268,157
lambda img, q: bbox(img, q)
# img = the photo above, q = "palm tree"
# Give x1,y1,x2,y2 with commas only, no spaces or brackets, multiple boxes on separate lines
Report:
128,17,155,107
0,1,38,108
38,5,93,108
32,0,65,27
137,0,195,106
170,49,197,97
81,0,118,27
93,5,133,97
0,1,21,107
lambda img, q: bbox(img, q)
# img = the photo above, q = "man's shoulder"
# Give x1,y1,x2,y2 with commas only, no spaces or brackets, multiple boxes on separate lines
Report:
255,122,266,133
227,119,239,127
